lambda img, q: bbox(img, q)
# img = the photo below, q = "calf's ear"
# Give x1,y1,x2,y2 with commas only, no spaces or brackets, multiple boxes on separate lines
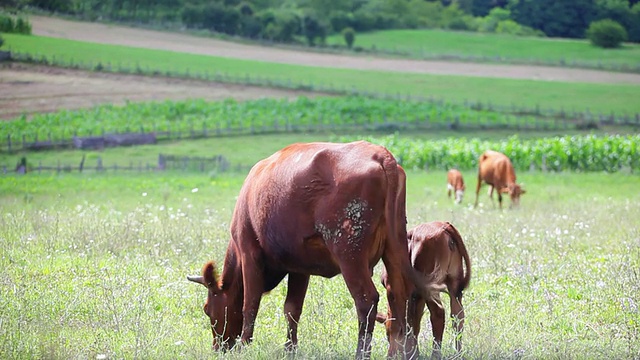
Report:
375,313,388,324
499,187,510,194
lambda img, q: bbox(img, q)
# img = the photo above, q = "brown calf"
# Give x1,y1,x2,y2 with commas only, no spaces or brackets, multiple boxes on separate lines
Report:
377,222,471,358
446,169,465,204
474,150,525,209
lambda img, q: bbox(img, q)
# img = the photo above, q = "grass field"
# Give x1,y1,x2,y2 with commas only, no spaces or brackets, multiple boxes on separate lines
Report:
1,170,639,359
2,17,639,360
5,34,640,114
326,29,640,68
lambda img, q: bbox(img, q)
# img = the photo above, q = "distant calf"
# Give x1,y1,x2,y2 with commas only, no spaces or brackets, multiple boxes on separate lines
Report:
474,150,525,209
446,169,465,204
377,222,471,357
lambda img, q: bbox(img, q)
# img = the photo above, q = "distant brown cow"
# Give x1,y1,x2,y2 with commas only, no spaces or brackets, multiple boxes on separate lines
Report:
377,222,471,358
446,169,465,204
187,141,440,359
474,150,525,209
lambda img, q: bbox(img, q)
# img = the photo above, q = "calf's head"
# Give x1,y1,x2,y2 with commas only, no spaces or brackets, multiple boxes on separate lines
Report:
187,261,242,350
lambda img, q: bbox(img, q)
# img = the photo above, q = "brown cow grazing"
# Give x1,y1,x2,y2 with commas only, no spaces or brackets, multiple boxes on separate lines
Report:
474,150,525,209
377,222,471,359
187,141,439,359
446,169,465,204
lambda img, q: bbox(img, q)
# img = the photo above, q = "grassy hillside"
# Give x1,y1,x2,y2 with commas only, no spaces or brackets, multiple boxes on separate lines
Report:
5,34,640,114
326,29,640,69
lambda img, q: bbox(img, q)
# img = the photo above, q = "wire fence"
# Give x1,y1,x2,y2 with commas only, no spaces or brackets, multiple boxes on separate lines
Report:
6,154,243,175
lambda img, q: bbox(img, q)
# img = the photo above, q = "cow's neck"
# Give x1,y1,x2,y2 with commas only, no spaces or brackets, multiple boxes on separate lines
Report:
221,245,244,303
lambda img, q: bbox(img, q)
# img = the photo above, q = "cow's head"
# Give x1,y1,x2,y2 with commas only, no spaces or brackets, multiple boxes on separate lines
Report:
501,183,526,207
187,261,242,350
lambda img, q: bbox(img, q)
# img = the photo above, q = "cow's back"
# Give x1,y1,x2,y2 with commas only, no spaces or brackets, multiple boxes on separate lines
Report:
232,141,399,277
478,150,515,187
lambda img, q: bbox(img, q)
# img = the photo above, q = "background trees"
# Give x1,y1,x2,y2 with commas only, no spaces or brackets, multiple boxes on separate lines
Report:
8,0,640,46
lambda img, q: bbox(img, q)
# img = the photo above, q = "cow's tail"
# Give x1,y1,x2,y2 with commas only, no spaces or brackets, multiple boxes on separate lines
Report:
444,222,471,299
381,153,444,301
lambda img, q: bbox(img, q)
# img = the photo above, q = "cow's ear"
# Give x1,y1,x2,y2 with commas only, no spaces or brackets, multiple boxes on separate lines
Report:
499,187,510,194
375,312,388,324
202,261,221,291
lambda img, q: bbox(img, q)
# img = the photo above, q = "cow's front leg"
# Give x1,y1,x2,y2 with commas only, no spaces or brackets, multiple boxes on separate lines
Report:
284,273,310,352
240,252,264,345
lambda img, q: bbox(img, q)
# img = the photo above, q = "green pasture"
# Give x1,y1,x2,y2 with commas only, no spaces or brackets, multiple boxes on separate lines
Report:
4,34,640,114
326,29,640,68
1,170,638,359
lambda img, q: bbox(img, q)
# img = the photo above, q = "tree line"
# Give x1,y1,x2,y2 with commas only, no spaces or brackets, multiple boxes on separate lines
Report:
2,0,639,45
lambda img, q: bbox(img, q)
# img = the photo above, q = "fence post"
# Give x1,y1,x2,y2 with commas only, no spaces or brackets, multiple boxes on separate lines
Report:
158,154,166,171
79,155,85,173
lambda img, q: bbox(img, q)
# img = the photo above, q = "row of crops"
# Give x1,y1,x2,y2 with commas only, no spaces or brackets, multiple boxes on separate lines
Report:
1,96,624,142
341,134,640,173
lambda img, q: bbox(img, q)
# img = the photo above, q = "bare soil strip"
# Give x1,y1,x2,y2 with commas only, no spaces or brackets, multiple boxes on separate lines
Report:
31,15,640,85
0,64,322,120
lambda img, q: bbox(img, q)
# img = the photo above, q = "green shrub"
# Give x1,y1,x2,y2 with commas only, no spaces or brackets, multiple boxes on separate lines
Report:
0,34,4,48
0,13,31,35
448,16,478,31
15,16,32,35
587,19,628,48
342,27,355,49
0,14,15,33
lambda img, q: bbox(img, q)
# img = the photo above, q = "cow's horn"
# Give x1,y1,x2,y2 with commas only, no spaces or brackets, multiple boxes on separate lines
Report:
187,275,205,285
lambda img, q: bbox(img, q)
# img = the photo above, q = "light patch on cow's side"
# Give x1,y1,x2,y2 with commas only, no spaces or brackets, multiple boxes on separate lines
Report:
455,190,464,204
342,199,369,245
315,199,370,248
447,184,454,192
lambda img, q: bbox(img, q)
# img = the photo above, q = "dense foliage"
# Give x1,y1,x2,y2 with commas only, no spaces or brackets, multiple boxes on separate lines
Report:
342,134,640,173
587,18,629,48
13,0,640,43
0,12,32,34
0,97,598,141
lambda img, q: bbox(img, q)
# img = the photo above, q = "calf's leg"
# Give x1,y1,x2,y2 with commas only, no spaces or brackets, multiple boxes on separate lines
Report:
426,295,445,360
450,295,465,353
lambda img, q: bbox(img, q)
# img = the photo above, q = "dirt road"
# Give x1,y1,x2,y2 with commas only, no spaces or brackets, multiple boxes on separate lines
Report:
31,15,640,85
0,64,321,119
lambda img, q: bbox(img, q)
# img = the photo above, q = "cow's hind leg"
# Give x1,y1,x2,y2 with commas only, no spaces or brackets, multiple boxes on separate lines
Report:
340,264,380,360
474,176,482,208
284,273,310,352
426,295,445,360
381,254,418,360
